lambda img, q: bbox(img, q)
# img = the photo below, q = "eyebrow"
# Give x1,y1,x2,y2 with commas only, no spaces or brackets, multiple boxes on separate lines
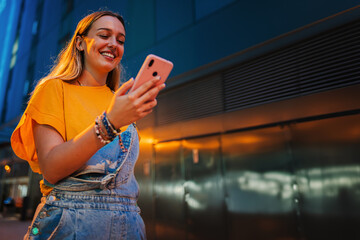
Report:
97,27,125,37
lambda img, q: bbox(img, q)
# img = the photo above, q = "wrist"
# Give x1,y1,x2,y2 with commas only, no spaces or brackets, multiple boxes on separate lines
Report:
103,111,121,133
106,111,120,129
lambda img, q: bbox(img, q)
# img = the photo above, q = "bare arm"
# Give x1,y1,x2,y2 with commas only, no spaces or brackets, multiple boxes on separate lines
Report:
34,121,102,184
35,77,164,184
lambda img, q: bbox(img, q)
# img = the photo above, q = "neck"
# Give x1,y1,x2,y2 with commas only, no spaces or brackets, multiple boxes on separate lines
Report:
77,69,108,86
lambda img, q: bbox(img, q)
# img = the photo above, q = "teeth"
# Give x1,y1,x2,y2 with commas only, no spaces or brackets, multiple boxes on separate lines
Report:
101,52,115,58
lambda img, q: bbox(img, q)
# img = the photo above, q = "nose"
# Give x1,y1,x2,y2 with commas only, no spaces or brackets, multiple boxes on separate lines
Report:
108,36,117,48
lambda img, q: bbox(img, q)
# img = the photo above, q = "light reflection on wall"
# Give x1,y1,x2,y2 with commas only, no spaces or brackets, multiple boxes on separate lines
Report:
298,165,360,194
182,138,219,150
140,136,158,145
154,141,181,150
0,0,6,14
185,193,206,210
0,0,16,88
236,171,293,199
229,165,360,214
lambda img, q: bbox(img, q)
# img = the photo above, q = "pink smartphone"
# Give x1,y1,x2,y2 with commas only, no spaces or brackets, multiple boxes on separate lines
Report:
129,54,173,93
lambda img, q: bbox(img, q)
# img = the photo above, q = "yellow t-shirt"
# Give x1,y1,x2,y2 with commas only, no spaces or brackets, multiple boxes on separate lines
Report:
11,78,128,195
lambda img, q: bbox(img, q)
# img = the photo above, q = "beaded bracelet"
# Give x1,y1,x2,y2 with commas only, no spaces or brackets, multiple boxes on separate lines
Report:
101,115,116,139
119,137,127,153
103,112,127,152
102,112,121,136
95,116,111,144
95,112,128,152
98,119,109,139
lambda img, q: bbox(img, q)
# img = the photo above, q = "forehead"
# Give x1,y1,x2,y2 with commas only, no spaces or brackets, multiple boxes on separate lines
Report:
90,15,125,34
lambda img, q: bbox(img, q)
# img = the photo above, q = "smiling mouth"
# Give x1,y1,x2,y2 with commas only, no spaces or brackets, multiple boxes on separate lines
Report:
101,52,115,59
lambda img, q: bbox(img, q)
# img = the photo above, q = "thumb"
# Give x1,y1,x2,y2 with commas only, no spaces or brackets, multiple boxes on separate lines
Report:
115,78,134,96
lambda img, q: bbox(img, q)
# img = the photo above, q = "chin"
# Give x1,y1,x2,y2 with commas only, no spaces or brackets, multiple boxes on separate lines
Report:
101,64,117,73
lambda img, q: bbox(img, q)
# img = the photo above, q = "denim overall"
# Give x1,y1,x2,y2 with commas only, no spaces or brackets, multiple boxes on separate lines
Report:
25,124,146,240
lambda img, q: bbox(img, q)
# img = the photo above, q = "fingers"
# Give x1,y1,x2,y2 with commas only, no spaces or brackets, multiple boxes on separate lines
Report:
110,77,165,125
137,83,165,105
132,76,162,98
136,100,157,118
125,83,163,120
115,78,134,96
138,99,158,113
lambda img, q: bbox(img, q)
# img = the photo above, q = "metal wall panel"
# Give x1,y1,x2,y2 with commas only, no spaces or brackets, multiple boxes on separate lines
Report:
154,141,186,240
143,113,360,239
182,136,226,240
221,126,299,240
289,114,360,240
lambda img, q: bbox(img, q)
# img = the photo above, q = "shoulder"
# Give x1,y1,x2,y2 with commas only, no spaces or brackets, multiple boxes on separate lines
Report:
29,78,66,106
35,78,64,91
31,79,65,98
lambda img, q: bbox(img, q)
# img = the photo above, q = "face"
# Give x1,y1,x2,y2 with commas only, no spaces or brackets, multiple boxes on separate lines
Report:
78,15,125,74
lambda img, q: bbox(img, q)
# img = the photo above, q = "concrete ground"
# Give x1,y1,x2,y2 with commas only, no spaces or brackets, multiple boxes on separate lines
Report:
0,213,31,240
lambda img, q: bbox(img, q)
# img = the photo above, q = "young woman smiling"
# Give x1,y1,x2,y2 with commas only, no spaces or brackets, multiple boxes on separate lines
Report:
11,11,162,239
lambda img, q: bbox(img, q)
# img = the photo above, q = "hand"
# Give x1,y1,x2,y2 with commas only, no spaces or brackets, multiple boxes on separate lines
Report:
106,76,165,128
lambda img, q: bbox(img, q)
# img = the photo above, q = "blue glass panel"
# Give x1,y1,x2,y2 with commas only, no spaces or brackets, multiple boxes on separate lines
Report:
195,0,235,20
156,0,193,40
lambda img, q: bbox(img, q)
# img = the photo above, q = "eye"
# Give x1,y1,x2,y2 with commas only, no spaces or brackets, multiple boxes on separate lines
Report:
99,35,109,39
117,40,125,45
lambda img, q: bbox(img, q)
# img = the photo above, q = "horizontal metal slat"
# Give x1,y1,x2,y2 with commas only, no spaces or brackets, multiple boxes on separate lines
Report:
224,19,360,113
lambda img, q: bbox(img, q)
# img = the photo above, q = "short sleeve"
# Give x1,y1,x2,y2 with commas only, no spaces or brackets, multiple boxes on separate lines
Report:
11,79,65,173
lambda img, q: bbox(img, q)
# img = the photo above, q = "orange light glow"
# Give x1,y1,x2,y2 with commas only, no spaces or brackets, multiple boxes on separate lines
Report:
140,137,158,145
233,135,263,144
182,139,220,150
4,165,11,173
154,141,181,150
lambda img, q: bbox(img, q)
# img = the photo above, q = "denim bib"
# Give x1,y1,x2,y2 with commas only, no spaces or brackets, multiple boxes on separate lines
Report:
48,123,140,197
25,124,146,239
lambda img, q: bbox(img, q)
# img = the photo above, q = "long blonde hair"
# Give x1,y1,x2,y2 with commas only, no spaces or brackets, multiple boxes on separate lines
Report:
37,11,125,91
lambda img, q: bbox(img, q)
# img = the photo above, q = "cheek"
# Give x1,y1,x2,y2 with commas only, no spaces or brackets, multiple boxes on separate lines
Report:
115,58,122,66
85,39,97,52
118,46,124,58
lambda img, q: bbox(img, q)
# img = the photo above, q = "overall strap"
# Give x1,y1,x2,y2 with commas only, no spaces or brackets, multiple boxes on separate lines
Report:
51,123,137,192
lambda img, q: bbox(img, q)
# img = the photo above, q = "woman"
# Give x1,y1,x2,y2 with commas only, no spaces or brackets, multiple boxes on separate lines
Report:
11,11,163,239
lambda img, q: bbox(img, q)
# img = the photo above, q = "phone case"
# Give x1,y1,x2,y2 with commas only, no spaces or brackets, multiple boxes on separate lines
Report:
130,54,173,93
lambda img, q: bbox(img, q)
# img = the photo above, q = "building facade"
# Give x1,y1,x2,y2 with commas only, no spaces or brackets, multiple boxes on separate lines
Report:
0,0,359,237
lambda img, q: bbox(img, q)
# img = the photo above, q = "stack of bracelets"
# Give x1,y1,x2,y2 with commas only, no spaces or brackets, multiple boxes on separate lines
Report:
94,111,127,152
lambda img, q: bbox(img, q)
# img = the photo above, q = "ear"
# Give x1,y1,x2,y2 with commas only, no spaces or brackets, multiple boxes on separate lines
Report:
75,36,84,51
